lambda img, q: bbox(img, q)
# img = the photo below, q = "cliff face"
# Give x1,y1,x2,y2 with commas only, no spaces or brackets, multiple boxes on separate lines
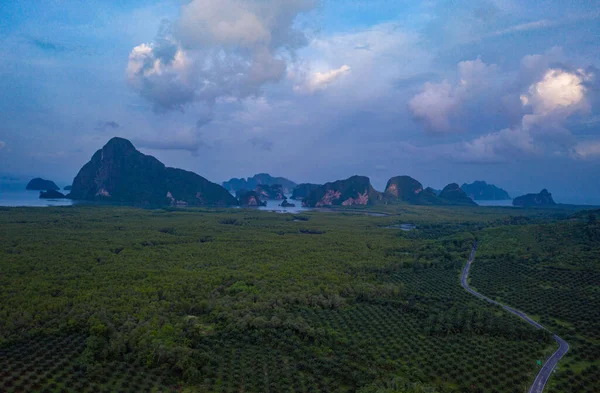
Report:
383,176,451,205
302,176,381,207
239,191,266,207
383,175,440,204
26,178,59,191
291,183,321,200
439,183,477,206
461,181,510,200
513,189,556,207
69,137,238,206
256,184,285,200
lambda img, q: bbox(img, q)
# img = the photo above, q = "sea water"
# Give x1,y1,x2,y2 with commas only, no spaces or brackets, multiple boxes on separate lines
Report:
0,189,74,207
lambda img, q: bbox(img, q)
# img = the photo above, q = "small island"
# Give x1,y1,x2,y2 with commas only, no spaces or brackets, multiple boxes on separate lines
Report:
439,183,477,206
39,190,67,199
239,191,267,207
513,189,556,207
461,181,510,200
26,178,59,191
280,199,296,208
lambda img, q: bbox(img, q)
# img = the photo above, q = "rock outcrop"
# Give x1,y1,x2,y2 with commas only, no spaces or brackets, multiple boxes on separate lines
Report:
461,181,510,200
256,184,285,200
223,173,297,194
69,137,237,206
513,189,556,207
383,176,441,204
280,199,296,208
26,178,59,191
291,183,321,200
239,191,266,207
439,183,477,206
303,176,381,207
39,190,67,199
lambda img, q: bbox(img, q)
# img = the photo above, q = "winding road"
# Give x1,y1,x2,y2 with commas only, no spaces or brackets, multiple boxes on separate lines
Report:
461,242,569,393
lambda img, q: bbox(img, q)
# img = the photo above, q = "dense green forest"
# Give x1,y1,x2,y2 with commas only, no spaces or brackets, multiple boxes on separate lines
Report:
0,204,595,392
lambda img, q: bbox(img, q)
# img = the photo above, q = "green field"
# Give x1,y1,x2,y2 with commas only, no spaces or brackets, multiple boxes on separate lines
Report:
0,204,596,392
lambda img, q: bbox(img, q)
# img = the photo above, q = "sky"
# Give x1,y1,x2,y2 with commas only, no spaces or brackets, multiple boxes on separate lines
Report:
0,0,599,203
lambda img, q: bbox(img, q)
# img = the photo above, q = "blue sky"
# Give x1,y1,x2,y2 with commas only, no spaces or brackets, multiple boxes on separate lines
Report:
0,0,599,203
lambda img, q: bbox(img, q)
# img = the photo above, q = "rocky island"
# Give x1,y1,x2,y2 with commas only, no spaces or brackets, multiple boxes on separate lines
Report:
256,184,285,200
239,191,266,207
291,183,321,200
384,176,441,205
68,137,237,207
39,190,67,199
302,176,381,207
461,181,510,200
223,173,297,194
280,199,296,208
513,189,556,207
439,183,478,206
26,178,59,191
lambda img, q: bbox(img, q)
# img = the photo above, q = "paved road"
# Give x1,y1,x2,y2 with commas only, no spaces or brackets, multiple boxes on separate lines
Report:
461,242,569,393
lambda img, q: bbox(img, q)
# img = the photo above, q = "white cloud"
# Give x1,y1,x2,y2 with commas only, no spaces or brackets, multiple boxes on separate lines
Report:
126,0,315,112
407,50,596,163
455,66,593,162
521,68,589,127
409,81,458,132
457,127,536,163
0,141,5,150
294,64,351,93
409,58,498,133
490,19,555,37
126,41,196,112
573,141,600,159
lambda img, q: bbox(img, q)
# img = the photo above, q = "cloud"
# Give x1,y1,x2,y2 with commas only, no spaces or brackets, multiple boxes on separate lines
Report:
248,136,273,151
409,58,498,133
573,141,600,159
95,121,120,132
0,141,5,150
406,49,595,164
134,127,205,153
294,65,351,94
490,20,555,37
457,127,536,163
126,41,197,112
408,81,458,131
127,0,315,112
489,12,600,39
27,37,68,53
455,66,592,162
521,68,589,129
